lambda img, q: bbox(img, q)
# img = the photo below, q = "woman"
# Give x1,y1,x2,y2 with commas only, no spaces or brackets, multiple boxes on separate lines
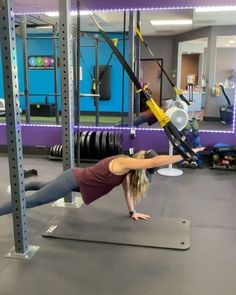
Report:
0,148,204,220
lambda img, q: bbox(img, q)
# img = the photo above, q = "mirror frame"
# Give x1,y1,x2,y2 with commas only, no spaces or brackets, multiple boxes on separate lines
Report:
13,3,236,134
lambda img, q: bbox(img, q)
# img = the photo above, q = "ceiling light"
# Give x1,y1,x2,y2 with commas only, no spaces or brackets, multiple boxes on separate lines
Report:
35,26,53,29
229,40,235,44
150,19,192,26
45,11,59,17
71,10,93,16
195,6,236,12
45,11,92,17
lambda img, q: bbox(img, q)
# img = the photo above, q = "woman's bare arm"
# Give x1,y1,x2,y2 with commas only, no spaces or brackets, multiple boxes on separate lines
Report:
112,147,204,174
121,175,150,221
121,175,134,212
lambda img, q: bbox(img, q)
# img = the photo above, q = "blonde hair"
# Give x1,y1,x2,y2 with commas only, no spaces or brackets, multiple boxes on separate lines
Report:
129,151,149,203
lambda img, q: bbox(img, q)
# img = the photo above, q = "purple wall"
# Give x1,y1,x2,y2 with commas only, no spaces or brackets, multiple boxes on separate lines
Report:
14,0,236,14
0,124,235,152
80,0,236,11
5,0,236,151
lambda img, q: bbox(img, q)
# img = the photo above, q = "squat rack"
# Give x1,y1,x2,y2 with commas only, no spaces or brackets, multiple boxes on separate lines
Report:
0,0,139,259
79,32,101,127
0,0,79,259
0,0,39,259
20,16,61,125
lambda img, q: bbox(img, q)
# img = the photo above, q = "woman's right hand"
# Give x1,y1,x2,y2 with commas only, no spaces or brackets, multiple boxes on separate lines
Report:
131,212,151,221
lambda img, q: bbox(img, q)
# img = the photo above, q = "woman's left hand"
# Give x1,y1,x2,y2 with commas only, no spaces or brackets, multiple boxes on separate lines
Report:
131,212,151,221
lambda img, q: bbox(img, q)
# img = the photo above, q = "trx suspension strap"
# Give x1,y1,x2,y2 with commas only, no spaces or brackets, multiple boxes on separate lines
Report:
91,15,197,160
219,84,232,107
134,27,190,106
91,38,118,94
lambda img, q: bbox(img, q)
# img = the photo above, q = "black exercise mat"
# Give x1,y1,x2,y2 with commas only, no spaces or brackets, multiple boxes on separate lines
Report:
42,212,190,250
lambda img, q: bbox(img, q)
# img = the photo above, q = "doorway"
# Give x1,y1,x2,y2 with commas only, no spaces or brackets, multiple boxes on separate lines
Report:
140,59,163,112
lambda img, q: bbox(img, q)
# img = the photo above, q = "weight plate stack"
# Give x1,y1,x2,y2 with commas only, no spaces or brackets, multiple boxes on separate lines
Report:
79,131,89,159
58,145,63,158
95,131,103,159
101,131,108,158
107,131,116,156
50,146,54,157
114,132,123,154
85,131,94,159
54,145,58,157
74,131,83,159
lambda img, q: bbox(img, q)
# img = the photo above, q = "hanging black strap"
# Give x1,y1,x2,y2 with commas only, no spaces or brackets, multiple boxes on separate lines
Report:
134,27,190,106
98,53,113,81
219,84,232,106
90,15,197,160
91,40,117,94
80,53,94,80
91,16,143,90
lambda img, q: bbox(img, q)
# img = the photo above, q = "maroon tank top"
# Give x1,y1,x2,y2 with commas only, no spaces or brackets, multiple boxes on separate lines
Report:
72,156,127,205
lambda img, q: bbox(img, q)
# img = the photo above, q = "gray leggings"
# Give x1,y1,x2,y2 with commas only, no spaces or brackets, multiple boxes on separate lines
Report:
0,169,79,216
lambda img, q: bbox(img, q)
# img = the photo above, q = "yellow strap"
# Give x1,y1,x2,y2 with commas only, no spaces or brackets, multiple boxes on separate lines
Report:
173,87,182,96
214,83,220,96
112,38,118,47
136,85,148,94
92,79,96,91
146,98,170,128
134,27,144,42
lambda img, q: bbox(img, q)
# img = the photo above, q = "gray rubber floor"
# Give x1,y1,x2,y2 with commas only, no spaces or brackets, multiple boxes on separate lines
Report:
0,154,236,295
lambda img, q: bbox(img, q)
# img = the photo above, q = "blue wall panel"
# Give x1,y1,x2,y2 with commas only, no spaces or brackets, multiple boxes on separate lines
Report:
0,32,129,113
80,33,129,113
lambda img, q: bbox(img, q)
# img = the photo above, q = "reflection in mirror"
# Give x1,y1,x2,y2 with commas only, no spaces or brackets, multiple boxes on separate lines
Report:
140,59,162,110
177,35,235,132
0,8,235,133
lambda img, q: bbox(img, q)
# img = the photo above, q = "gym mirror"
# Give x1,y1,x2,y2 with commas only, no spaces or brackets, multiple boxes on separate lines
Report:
0,7,235,133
